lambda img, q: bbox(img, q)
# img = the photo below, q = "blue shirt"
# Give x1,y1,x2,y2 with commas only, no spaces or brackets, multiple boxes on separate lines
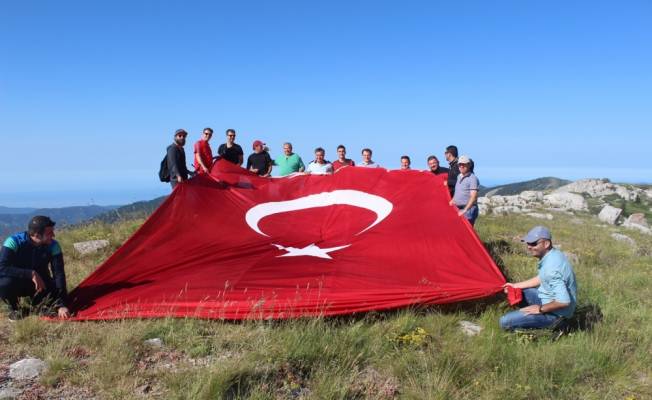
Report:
537,248,577,318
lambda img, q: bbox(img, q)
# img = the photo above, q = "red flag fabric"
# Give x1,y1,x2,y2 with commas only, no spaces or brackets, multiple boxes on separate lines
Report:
68,160,505,320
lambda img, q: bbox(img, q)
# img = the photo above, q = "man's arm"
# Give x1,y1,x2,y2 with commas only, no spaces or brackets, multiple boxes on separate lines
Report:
264,154,273,177
298,157,305,173
50,243,70,318
0,242,33,280
504,275,541,291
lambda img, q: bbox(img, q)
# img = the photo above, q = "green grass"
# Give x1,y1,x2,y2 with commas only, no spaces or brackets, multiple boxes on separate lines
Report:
1,213,651,399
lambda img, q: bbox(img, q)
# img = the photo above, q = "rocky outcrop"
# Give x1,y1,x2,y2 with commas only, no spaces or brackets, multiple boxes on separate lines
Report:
554,178,640,201
479,190,586,215
598,205,622,225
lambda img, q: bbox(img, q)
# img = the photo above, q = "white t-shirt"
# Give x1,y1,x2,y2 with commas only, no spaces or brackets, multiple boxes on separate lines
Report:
306,161,333,174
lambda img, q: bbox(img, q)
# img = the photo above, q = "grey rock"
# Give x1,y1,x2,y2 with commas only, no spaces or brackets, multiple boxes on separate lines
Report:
519,191,544,202
625,213,649,228
622,213,651,234
0,387,22,400
9,358,47,380
144,338,163,348
543,192,588,211
73,240,110,255
459,320,482,336
611,233,636,247
598,205,622,225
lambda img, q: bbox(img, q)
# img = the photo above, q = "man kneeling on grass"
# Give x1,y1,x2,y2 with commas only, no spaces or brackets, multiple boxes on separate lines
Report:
500,226,577,330
0,216,70,320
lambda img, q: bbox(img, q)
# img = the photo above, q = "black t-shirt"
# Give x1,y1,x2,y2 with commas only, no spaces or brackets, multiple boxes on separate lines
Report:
246,151,272,175
218,143,244,165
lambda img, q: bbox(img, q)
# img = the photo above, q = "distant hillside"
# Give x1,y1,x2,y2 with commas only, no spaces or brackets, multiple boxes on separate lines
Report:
479,177,571,196
0,205,118,237
92,196,167,223
0,206,37,215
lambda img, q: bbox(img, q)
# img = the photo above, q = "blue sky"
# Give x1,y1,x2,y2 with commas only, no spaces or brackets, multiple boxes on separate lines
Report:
1,1,651,207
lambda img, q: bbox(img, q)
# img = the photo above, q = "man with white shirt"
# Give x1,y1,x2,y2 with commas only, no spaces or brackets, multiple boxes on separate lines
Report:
306,147,333,175
359,148,380,168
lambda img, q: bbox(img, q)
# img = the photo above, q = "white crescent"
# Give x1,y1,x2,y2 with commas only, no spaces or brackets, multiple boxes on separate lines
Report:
245,190,393,237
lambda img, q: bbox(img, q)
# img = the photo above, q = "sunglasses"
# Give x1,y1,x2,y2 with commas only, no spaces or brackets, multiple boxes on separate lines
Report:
526,240,541,247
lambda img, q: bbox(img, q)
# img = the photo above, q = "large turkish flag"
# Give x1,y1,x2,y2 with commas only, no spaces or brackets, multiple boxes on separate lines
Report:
68,161,505,320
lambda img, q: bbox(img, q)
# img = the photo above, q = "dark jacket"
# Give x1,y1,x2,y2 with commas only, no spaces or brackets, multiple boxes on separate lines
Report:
167,144,189,180
0,232,67,306
447,159,460,195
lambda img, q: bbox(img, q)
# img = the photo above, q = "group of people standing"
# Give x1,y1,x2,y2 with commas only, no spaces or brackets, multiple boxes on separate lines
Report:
165,128,481,226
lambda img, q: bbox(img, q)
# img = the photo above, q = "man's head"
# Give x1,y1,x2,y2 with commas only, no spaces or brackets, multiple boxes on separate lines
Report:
283,142,293,156
225,129,236,144
427,155,440,171
400,155,411,169
174,129,187,146
202,127,213,141
314,147,325,163
444,145,458,162
521,226,553,259
361,148,372,163
252,140,264,153
336,145,346,161
458,155,471,175
28,215,56,246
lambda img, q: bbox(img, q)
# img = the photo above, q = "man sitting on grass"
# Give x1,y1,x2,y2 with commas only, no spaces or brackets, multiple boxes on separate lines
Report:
0,216,70,320
500,226,577,330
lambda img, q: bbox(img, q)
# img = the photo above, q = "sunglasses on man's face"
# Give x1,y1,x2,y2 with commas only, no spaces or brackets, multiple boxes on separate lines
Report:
526,240,541,247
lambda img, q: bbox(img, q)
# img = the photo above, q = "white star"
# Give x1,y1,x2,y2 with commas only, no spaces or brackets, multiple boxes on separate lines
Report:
272,243,351,259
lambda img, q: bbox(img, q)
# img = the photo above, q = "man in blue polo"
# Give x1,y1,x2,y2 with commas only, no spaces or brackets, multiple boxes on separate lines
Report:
0,216,70,320
499,226,577,330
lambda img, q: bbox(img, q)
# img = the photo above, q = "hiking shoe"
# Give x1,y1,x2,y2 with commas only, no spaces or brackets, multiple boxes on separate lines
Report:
7,309,25,322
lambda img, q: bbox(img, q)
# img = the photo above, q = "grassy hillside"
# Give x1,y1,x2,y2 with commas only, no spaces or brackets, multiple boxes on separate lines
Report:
1,214,651,399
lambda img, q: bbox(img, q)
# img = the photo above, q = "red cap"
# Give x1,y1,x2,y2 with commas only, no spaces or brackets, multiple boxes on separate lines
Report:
252,140,264,149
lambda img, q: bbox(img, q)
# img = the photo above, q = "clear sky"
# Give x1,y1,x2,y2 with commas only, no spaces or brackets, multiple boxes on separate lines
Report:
1,1,651,207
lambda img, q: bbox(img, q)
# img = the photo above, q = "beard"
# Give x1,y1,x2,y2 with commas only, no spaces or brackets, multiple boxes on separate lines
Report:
175,137,186,146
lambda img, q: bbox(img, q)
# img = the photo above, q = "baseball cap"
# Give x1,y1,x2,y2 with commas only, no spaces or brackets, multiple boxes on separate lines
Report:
174,129,188,137
252,140,264,149
521,226,552,243
458,155,471,164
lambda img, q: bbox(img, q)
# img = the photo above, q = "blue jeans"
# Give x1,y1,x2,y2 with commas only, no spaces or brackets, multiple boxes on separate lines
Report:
499,288,560,330
458,205,479,226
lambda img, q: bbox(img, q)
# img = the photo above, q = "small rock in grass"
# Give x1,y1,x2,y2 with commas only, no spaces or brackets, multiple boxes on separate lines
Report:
144,338,163,348
8,358,47,380
611,233,636,247
73,240,110,255
0,387,22,400
459,320,482,336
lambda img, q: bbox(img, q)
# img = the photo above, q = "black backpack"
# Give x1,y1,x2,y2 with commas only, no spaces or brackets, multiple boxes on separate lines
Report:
158,154,170,182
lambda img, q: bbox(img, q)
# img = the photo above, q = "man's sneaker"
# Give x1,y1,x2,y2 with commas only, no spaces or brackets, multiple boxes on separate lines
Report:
7,309,25,322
